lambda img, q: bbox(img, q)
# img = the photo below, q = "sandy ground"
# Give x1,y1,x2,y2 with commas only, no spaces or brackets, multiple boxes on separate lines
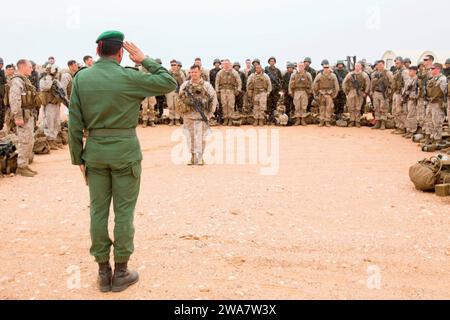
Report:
1,125,450,300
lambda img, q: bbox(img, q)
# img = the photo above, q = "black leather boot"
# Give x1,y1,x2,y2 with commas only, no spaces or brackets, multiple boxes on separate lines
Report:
98,262,112,293
112,262,139,293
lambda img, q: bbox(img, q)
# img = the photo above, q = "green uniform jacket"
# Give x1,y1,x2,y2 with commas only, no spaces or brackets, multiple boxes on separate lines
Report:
68,57,177,165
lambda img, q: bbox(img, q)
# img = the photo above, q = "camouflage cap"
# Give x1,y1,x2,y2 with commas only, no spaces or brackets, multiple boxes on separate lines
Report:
213,59,221,65
96,30,124,44
304,57,312,63
268,56,277,63
233,61,241,68
177,61,182,66
321,59,330,66
445,58,450,65
155,58,162,64
404,57,412,64
252,59,261,65
336,60,345,66
395,56,403,62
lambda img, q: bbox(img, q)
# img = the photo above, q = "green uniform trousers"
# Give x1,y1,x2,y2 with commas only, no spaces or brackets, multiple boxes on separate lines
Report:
86,160,142,263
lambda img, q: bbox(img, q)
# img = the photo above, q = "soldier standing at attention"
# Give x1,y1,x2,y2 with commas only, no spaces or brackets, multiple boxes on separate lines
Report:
215,59,242,126
424,63,447,148
370,60,392,130
178,65,217,165
342,62,370,128
8,59,39,177
391,57,410,135
166,59,186,126
265,56,283,123
403,66,419,139
289,62,313,126
68,31,177,293
313,60,339,127
247,62,272,126
282,62,295,120
40,64,64,150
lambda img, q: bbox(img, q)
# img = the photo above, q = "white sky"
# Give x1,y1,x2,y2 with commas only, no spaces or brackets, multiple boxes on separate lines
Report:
1,0,449,69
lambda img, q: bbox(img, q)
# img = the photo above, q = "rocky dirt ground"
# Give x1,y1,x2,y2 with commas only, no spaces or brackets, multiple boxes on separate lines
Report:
1,125,449,300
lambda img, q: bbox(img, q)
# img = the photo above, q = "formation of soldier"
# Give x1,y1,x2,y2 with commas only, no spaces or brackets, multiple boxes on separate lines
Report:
1,54,450,175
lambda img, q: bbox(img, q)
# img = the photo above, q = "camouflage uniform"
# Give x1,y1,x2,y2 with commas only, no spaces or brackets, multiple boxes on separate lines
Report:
403,76,419,134
391,66,410,131
39,74,62,143
425,74,447,142
9,76,36,169
141,96,157,126
178,79,217,164
247,72,272,125
215,69,242,125
289,71,312,123
343,70,370,126
313,71,339,125
416,69,429,132
166,69,186,124
370,70,392,124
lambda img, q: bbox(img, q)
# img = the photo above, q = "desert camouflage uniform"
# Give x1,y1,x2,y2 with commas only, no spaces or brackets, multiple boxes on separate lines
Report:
416,69,429,131
40,74,61,141
215,69,242,123
370,70,393,122
141,96,157,124
425,74,447,142
403,76,419,134
166,69,186,122
9,76,35,168
313,72,340,123
391,66,410,130
343,70,371,124
289,71,312,120
178,79,217,162
247,72,272,121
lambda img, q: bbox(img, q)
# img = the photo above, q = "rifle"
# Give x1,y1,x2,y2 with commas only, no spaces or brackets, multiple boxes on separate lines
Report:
184,86,210,127
52,80,70,107
351,74,361,97
374,73,387,100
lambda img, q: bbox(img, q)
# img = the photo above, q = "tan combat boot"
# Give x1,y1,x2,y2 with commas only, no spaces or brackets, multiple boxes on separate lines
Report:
149,121,156,127
301,117,307,126
188,153,195,166
175,119,181,126
169,119,175,126
318,120,325,127
380,120,386,130
294,118,301,126
142,120,148,128
348,121,355,128
356,122,361,128
325,121,331,128
27,167,38,175
17,167,35,178
372,121,381,129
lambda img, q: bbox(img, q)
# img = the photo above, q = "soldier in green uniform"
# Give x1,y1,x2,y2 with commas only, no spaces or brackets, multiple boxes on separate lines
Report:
68,31,177,293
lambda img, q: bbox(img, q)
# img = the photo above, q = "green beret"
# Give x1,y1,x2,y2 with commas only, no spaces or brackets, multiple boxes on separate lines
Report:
96,30,125,44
